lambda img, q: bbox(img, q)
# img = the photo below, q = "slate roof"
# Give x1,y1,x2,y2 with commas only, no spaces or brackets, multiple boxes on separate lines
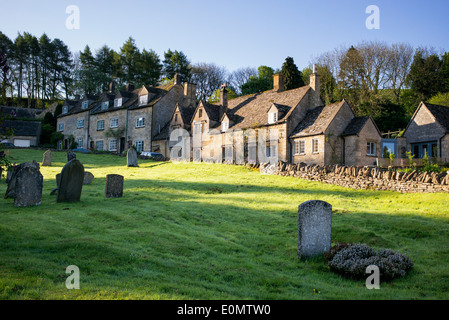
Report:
153,122,170,141
1,120,42,137
342,116,370,136
1,106,43,119
210,86,311,130
290,100,345,138
178,105,196,125
424,102,449,133
59,95,100,117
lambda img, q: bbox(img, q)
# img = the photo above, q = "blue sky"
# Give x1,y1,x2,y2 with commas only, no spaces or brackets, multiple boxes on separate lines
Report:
0,0,448,73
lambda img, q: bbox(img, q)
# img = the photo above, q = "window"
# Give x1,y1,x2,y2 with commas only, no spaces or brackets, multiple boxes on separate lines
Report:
77,138,83,148
199,109,203,118
62,106,68,114
110,118,119,128
312,139,319,154
175,114,178,122
109,139,117,151
268,112,278,124
367,142,376,156
136,117,145,128
295,140,305,155
222,121,229,132
135,140,144,153
97,120,105,131
96,141,104,151
139,95,148,106
82,101,89,109
101,101,109,111
58,123,64,132
114,98,122,108
194,123,202,135
77,119,84,128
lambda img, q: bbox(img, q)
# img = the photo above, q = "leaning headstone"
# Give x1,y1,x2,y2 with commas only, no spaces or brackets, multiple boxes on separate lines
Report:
67,150,76,162
14,164,43,207
5,161,40,199
83,172,94,185
127,148,138,167
298,200,332,259
105,174,124,198
42,149,53,166
57,159,85,203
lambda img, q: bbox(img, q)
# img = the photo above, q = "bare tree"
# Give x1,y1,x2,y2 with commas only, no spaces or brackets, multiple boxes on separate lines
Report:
229,67,257,94
386,43,414,102
191,62,228,102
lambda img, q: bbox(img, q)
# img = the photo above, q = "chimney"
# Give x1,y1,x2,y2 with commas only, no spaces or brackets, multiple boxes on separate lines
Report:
184,82,197,108
220,83,228,119
273,74,284,92
126,84,135,92
109,81,115,93
309,64,321,107
174,73,181,85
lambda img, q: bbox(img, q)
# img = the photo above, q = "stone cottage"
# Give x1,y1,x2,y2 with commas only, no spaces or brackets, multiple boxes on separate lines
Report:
401,101,449,161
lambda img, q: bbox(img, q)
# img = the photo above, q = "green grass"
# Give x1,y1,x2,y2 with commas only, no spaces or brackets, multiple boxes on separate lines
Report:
1,149,449,300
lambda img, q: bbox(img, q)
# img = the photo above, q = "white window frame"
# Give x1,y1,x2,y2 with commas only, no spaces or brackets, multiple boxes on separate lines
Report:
110,118,119,128
101,101,109,111
58,123,64,132
114,98,122,108
135,140,144,153
312,139,319,154
139,95,148,106
109,139,118,152
82,101,89,110
136,117,145,128
77,119,84,129
222,121,229,132
367,142,376,156
96,140,104,151
77,138,83,148
295,140,305,155
97,120,105,131
62,106,68,114
268,112,278,124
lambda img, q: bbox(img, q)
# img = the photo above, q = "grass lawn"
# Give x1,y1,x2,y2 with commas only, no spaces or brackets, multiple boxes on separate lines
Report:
1,149,449,300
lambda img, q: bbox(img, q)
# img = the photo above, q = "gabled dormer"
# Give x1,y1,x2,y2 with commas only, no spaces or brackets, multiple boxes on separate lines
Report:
267,104,279,124
220,113,232,132
99,94,113,111
81,94,98,110
138,86,157,106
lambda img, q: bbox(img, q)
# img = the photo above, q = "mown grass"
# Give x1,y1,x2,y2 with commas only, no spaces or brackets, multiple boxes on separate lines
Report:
0,149,448,300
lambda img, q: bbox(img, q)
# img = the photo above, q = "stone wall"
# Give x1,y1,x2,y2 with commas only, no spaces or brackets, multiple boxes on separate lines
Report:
260,161,449,193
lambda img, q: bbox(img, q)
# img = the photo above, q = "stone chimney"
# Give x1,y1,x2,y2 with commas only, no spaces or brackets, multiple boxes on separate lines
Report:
220,83,228,119
184,82,197,108
174,73,181,85
273,74,284,92
109,81,115,93
126,84,135,92
309,64,321,107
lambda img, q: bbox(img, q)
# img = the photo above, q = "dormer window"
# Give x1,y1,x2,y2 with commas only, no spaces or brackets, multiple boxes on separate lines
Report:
114,98,122,108
221,121,229,132
136,117,145,128
82,101,89,110
139,95,148,106
268,112,278,124
199,109,203,118
62,106,68,114
101,101,109,111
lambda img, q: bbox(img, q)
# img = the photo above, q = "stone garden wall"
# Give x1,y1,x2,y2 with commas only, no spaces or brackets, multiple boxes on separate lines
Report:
259,162,449,193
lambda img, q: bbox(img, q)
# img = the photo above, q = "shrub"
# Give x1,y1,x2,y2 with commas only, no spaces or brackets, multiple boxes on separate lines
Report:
327,243,413,281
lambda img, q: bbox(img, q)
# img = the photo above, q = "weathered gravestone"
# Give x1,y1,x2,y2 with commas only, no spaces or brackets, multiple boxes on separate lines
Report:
127,148,138,167
57,159,85,203
42,149,53,166
105,174,124,198
83,171,94,185
67,150,77,162
297,200,332,259
4,161,43,207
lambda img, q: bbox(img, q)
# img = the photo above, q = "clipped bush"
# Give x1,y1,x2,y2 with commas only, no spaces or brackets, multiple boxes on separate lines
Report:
327,243,413,281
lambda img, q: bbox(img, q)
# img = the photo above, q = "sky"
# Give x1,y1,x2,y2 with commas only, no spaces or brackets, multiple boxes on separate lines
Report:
0,0,448,73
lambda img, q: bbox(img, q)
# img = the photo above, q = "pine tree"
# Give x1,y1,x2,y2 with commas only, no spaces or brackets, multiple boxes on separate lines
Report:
162,49,191,82
280,57,304,90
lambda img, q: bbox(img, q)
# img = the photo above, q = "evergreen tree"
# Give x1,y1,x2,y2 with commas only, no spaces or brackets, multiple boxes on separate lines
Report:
120,37,140,85
280,57,304,90
137,49,162,87
162,49,191,82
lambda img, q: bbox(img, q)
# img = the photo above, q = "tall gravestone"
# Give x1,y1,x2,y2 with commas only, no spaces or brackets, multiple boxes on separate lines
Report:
297,200,332,259
105,174,124,198
4,161,43,207
57,159,85,203
42,149,53,166
127,148,138,167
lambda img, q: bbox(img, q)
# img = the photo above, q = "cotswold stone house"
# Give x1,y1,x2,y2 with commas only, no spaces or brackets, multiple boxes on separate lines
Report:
290,100,382,166
402,101,449,161
57,75,196,154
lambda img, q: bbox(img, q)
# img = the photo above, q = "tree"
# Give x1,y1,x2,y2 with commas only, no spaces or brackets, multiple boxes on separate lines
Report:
441,52,449,92
0,32,12,105
240,65,274,95
162,49,191,83
76,45,98,94
386,43,414,103
208,87,237,103
280,57,304,90
120,37,141,85
229,67,257,95
338,46,365,109
136,49,162,87
191,62,227,102
95,45,117,92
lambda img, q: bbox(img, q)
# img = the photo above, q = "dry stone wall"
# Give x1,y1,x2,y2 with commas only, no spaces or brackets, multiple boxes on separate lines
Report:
260,161,449,193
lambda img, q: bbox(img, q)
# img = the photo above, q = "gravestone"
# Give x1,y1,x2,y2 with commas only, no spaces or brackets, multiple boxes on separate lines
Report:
67,150,77,162
83,172,94,185
297,200,332,259
105,174,124,198
14,164,43,207
57,159,85,203
127,148,138,167
5,161,40,199
42,149,53,166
